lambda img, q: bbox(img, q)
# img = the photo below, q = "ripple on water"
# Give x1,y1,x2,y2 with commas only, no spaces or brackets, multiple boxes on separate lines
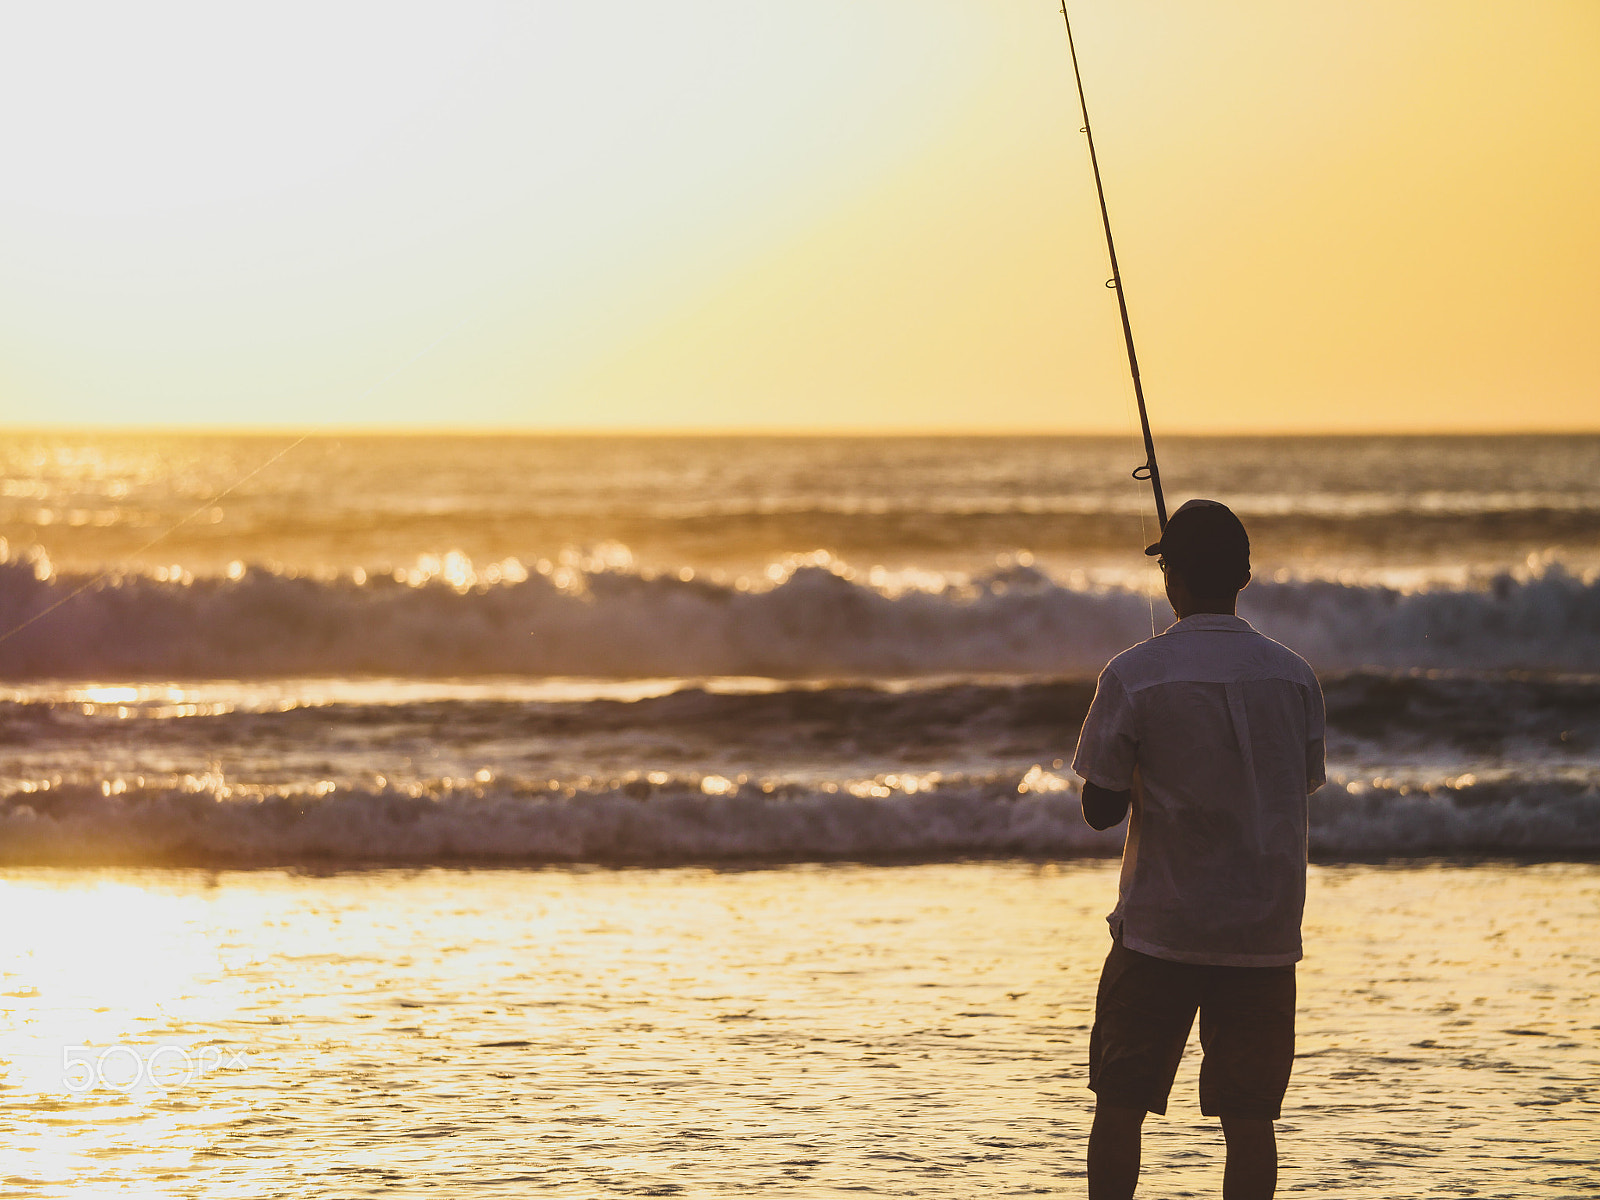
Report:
0,861,1593,1196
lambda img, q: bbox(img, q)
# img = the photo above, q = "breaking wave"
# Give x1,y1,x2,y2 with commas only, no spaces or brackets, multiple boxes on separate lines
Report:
0,771,1592,867
0,552,1596,678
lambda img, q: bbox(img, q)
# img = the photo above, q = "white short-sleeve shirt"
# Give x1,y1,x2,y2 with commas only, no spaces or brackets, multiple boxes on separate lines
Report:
1073,613,1326,967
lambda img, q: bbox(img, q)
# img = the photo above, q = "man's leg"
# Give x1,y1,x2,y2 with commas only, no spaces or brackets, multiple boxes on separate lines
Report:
1087,1101,1146,1200
1088,942,1198,1199
1220,1116,1276,1200
1198,962,1294,1200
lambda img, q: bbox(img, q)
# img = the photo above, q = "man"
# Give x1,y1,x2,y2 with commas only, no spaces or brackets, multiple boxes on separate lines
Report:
1072,498,1325,1200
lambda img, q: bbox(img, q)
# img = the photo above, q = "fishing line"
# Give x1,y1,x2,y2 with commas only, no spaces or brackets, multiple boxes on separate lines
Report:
0,313,475,648
1131,439,1158,638
1120,392,1157,637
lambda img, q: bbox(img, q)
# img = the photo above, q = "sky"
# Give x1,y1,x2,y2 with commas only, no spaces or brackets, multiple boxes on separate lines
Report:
0,0,1595,434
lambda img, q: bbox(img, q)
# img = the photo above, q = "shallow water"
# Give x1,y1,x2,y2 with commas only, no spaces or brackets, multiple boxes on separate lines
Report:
2,860,1594,1197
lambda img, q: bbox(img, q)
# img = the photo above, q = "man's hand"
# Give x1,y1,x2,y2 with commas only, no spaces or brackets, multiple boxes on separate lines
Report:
1081,780,1132,831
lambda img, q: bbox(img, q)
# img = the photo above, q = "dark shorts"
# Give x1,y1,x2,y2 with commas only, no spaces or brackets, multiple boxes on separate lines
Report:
1089,940,1296,1119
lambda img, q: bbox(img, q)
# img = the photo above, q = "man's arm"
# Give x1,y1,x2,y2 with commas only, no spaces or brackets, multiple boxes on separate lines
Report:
1073,666,1137,830
1305,674,1327,794
1081,780,1132,830
1306,736,1326,794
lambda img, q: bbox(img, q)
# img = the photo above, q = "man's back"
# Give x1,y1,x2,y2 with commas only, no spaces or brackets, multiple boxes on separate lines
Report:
1075,498,1320,1199
1073,613,1325,966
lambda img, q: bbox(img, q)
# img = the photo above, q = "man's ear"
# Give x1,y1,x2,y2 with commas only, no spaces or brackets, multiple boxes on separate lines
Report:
1239,570,1252,592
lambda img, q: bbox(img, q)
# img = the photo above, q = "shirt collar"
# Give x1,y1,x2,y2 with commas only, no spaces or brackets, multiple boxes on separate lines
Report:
1164,613,1255,635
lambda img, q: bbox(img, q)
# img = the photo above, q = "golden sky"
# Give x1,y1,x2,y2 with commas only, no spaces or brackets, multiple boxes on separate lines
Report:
1,1,1595,433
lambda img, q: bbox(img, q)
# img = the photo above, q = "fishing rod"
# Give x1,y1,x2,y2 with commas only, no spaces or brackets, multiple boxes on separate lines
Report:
1059,1,1168,530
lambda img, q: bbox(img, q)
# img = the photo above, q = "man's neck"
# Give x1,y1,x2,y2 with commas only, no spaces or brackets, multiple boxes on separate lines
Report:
1176,602,1237,618
1165,575,1243,620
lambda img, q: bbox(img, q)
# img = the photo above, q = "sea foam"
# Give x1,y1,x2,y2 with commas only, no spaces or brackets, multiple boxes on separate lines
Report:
0,772,1592,866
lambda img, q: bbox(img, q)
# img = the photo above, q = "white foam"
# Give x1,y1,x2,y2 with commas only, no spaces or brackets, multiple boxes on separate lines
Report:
0,779,1122,866
0,773,1592,866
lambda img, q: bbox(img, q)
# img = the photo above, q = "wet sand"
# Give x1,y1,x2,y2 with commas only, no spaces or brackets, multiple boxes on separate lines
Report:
1,859,1595,1196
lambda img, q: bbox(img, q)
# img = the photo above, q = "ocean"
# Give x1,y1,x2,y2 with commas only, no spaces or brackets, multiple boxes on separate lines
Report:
0,432,1596,1195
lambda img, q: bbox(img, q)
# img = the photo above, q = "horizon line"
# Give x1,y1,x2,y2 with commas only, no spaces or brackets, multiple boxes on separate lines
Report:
4,424,1599,439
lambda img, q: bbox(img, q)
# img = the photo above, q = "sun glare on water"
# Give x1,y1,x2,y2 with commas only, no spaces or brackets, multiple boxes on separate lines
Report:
0,878,241,1186
0,866,1594,1195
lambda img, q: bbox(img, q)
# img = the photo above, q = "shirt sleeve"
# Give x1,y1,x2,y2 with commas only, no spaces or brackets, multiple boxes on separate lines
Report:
1304,672,1327,793
1072,666,1138,791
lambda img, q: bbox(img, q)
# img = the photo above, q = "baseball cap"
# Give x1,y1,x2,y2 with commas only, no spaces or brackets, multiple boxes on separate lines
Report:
1143,498,1250,592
